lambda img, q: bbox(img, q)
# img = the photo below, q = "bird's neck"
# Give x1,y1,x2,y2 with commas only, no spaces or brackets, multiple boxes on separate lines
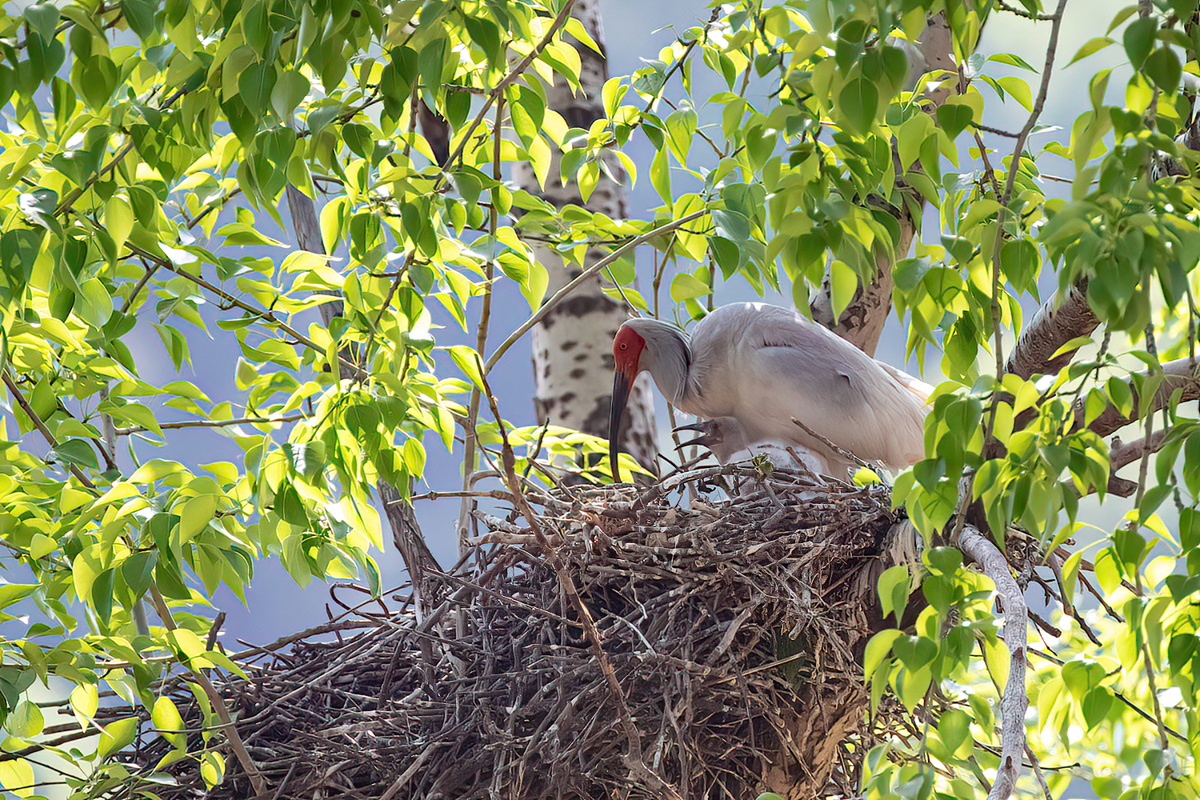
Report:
645,328,693,408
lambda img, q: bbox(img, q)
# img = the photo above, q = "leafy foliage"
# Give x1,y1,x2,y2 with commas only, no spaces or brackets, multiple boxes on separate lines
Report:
0,0,1197,796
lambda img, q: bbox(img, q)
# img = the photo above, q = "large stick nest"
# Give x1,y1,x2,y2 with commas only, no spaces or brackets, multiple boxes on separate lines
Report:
139,466,913,799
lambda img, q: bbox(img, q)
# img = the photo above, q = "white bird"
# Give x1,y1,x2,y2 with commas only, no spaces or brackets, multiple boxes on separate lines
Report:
675,417,829,476
609,302,932,481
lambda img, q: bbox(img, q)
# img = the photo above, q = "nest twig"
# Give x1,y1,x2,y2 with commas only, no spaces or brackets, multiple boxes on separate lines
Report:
100,467,925,799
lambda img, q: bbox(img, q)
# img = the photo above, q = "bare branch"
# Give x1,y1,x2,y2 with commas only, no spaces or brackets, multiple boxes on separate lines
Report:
116,414,305,436
1006,281,1098,379
956,525,1027,800
1084,357,1200,438
484,209,709,372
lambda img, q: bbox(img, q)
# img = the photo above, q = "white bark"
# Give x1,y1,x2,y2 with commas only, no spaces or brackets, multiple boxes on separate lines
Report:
956,525,1028,800
511,0,658,473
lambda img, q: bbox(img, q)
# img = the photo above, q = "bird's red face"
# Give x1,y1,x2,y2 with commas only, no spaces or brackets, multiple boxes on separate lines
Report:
609,326,646,482
612,326,646,376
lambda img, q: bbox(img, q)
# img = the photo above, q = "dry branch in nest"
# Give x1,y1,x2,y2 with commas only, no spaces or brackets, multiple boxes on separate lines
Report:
103,467,1031,800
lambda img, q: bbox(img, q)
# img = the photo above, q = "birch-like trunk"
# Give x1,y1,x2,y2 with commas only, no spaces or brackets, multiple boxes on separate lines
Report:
511,0,658,474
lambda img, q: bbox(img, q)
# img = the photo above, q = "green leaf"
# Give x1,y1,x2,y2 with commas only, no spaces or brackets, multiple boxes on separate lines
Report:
201,750,226,789
69,683,98,727
6,701,43,739
97,717,138,760
1082,686,1113,727
1067,36,1113,66
650,147,671,206
0,758,34,798
838,77,878,135
105,195,134,254
877,565,911,621
271,69,310,119
447,345,485,390
863,629,903,678
829,260,858,322
54,438,99,470
938,709,972,757
121,0,158,42
176,494,219,543
0,585,37,610
1123,17,1156,68
238,62,278,117
1143,48,1181,94
670,272,710,303
91,567,114,625
23,4,59,41
936,104,973,139
151,696,186,749
76,279,113,328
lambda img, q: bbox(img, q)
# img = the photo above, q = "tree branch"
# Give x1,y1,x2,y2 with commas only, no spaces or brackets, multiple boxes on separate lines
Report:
1005,281,1098,379
484,209,709,372
956,525,1027,800
115,414,305,436
1083,357,1200,439
283,185,443,620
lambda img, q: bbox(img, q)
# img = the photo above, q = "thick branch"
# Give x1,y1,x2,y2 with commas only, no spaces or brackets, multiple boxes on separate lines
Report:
1005,281,1098,379
1083,357,1200,439
956,525,1027,800
1103,430,1169,497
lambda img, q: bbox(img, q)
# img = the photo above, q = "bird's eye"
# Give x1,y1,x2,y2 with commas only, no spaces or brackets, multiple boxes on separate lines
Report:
619,342,627,350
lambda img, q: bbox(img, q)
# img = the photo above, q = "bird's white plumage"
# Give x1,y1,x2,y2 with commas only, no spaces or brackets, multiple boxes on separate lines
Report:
621,303,930,478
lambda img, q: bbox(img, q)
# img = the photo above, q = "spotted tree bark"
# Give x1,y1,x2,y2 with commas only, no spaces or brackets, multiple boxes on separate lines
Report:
511,0,658,474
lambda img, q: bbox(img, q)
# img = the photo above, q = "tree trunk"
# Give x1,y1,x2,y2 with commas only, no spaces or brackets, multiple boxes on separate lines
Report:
511,0,659,475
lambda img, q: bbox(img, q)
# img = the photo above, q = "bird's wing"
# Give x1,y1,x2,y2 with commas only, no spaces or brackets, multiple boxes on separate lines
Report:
722,305,928,468
878,361,935,404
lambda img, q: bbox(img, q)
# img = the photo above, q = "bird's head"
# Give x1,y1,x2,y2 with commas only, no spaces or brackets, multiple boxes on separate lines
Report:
608,318,691,482
673,419,724,450
608,325,647,482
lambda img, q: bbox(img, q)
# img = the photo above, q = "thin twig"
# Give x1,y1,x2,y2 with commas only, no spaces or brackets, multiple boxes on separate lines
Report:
116,414,305,436
457,97,506,556
982,0,1069,452
476,367,683,800
485,209,709,372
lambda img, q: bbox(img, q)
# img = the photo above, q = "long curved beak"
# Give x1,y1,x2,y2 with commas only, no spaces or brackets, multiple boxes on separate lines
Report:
673,422,714,449
609,369,632,482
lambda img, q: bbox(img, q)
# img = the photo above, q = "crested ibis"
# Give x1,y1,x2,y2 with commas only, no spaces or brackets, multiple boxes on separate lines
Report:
609,302,932,481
